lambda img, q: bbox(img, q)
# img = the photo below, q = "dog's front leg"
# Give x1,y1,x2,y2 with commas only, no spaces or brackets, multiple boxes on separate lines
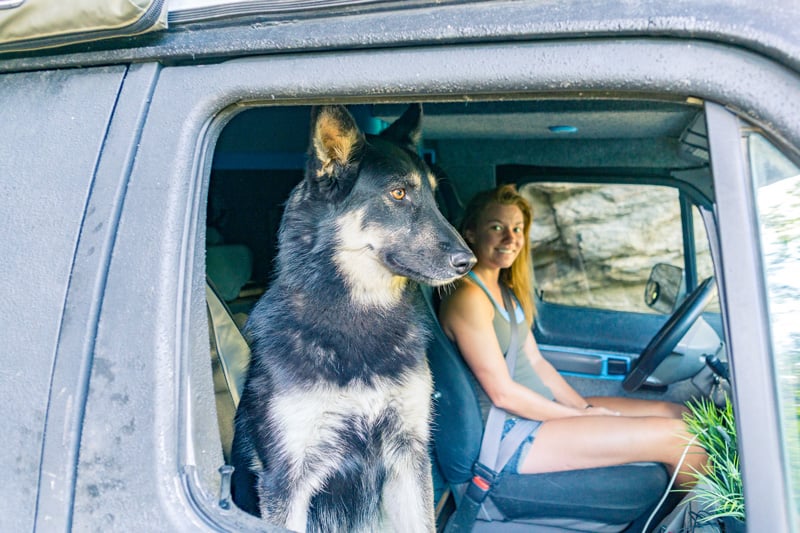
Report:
283,495,311,533
259,475,312,533
380,441,435,533
377,367,436,532
256,470,299,531
257,459,316,533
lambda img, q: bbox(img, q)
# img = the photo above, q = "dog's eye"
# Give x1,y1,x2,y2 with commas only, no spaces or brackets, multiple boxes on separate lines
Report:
390,188,406,201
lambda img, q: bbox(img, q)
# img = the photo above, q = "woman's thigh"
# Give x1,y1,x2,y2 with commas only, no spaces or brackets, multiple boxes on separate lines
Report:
518,415,688,475
587,395,687,418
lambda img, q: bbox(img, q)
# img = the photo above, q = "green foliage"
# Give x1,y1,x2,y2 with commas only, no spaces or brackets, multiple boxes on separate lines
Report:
682,397,746,524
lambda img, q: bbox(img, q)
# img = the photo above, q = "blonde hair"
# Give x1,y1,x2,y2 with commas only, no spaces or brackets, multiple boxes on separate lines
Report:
461,184,535,324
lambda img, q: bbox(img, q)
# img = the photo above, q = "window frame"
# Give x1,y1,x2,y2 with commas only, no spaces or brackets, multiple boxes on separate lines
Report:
706,101,794,530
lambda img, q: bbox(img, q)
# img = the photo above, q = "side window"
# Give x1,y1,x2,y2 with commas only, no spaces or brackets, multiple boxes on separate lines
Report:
522,182,707,313
693,207,714,279
749,132,800,520
693,205,720,312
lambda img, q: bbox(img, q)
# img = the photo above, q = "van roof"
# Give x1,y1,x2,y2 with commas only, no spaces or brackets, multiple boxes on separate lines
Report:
2,0,799,76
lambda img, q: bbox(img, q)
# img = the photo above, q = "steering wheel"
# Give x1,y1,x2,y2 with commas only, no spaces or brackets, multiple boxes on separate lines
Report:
622,276,717,392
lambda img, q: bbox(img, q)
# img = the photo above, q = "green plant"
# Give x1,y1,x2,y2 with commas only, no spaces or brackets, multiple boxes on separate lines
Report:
681,396,746,524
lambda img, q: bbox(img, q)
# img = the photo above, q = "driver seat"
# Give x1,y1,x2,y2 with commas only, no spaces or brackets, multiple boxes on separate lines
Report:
422,285,669,532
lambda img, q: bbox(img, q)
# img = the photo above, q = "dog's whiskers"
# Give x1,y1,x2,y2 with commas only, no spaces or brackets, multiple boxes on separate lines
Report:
436,281,457,299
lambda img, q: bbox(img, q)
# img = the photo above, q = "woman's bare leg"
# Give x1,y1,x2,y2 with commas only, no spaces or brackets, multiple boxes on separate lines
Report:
519,415,706,488
587,396,687,419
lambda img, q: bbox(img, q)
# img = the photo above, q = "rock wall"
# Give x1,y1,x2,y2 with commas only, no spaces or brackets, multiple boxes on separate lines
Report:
521,183,710,312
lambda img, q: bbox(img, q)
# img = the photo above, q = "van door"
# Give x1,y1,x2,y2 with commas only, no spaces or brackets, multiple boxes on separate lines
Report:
0,65,126,531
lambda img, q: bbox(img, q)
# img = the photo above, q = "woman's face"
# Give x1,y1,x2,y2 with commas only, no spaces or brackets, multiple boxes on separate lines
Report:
465,202,526,270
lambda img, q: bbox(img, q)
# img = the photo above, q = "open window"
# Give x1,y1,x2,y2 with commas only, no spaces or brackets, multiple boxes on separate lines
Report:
199,97,731,523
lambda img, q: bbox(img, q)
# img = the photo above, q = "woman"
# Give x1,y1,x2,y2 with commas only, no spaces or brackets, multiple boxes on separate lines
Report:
438,184,706,487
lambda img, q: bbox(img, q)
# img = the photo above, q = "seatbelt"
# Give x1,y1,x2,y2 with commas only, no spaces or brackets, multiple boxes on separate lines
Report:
446,285,539,532
206,279,251,408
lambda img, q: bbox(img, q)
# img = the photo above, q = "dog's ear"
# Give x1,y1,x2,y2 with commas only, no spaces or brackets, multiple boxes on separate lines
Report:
379,103,423,152
308,105,365,200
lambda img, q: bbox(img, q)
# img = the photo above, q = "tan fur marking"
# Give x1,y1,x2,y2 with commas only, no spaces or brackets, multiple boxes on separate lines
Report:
408,170,422,189
427,171,438,191
391,276,409,296
313,112,360,177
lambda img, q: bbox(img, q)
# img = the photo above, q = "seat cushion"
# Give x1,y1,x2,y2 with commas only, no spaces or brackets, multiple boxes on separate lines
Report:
489,463,668,524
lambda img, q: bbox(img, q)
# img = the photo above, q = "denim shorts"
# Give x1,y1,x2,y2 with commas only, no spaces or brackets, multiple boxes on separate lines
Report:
500,417,543,474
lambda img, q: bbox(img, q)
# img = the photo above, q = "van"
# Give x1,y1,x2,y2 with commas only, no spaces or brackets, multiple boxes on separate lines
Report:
2,1,798,530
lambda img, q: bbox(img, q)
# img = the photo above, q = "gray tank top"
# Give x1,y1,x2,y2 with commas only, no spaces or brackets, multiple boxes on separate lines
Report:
466,272,555,423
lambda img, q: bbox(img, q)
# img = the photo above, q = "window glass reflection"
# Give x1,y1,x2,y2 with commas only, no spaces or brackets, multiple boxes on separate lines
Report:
750,132,800,524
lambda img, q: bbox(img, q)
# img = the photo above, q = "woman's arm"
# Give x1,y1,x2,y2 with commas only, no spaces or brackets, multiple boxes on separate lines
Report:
439,282,604,420
522,332,587,408
523,332,620,415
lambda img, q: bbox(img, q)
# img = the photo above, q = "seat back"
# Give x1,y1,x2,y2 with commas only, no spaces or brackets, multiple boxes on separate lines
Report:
421,284,484,484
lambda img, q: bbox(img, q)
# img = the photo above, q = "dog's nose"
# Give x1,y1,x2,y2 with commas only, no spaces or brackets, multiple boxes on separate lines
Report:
450,250,477,275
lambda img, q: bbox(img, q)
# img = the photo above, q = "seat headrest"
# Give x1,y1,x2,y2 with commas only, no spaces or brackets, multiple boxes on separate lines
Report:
206,243,253,301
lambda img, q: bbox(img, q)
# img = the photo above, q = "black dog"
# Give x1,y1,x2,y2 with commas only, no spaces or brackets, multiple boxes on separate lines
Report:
231,104,475,532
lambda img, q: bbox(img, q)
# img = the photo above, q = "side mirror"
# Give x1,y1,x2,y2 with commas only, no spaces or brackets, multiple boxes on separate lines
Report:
644,263,684,314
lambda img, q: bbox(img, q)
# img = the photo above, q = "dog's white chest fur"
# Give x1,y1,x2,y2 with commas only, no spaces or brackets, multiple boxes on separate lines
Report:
272,368,432,458
268,368,433,532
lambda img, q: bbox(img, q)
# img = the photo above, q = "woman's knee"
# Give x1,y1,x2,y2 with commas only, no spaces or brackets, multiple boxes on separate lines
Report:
661,401,689,419
657,416,690,440
655,418,702,461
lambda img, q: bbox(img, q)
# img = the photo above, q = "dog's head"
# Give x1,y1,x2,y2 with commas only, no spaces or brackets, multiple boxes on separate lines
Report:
303,104,475,307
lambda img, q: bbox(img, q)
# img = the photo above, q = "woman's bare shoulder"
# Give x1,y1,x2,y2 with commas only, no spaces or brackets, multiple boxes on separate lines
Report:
439,277,493,322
